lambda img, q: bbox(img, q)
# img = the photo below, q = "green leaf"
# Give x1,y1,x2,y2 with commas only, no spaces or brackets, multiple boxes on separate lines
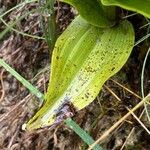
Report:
26,16,134,130
0,59,102,149
101,0,150,18
65,118,102,150
60,0,115,28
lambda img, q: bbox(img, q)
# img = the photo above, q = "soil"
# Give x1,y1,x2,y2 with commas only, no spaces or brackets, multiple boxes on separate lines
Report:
0,1,150,150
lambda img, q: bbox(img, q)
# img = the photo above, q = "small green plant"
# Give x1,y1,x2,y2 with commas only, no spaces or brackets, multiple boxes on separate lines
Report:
25,0,150,130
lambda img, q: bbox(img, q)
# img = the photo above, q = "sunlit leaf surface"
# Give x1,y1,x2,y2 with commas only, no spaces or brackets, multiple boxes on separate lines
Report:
26,16,134,130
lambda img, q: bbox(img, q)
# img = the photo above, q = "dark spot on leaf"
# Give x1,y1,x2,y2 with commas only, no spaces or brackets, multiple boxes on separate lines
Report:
85,93,89,98
111,67,115,71
87,92,90,95
74,64,77,67
75,89,78,92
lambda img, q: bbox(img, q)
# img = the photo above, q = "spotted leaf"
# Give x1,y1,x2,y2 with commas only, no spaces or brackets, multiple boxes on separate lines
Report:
26,16,134,130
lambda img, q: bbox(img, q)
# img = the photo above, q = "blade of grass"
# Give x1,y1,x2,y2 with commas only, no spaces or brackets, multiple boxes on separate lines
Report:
0,9,40,40
141,47,150,97
0,0,44,40
0,59,44,100
0,0,38,18
0,58,102,150
141,47,150,122
0,17,45,40
65,118,102,150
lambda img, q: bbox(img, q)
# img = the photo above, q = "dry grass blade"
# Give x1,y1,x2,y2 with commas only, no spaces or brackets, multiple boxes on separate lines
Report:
134,33,150,46
140,22,150,29
110,79,142,99
126,107,150,135
122,13,137,19
88,93,150,150
104,84,121,101
0,69,5,102
120,128,135,150
120,108,146,149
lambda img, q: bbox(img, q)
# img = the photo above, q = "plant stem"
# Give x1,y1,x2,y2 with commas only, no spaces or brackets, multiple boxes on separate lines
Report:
40,0,56,49
97,0,116,26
